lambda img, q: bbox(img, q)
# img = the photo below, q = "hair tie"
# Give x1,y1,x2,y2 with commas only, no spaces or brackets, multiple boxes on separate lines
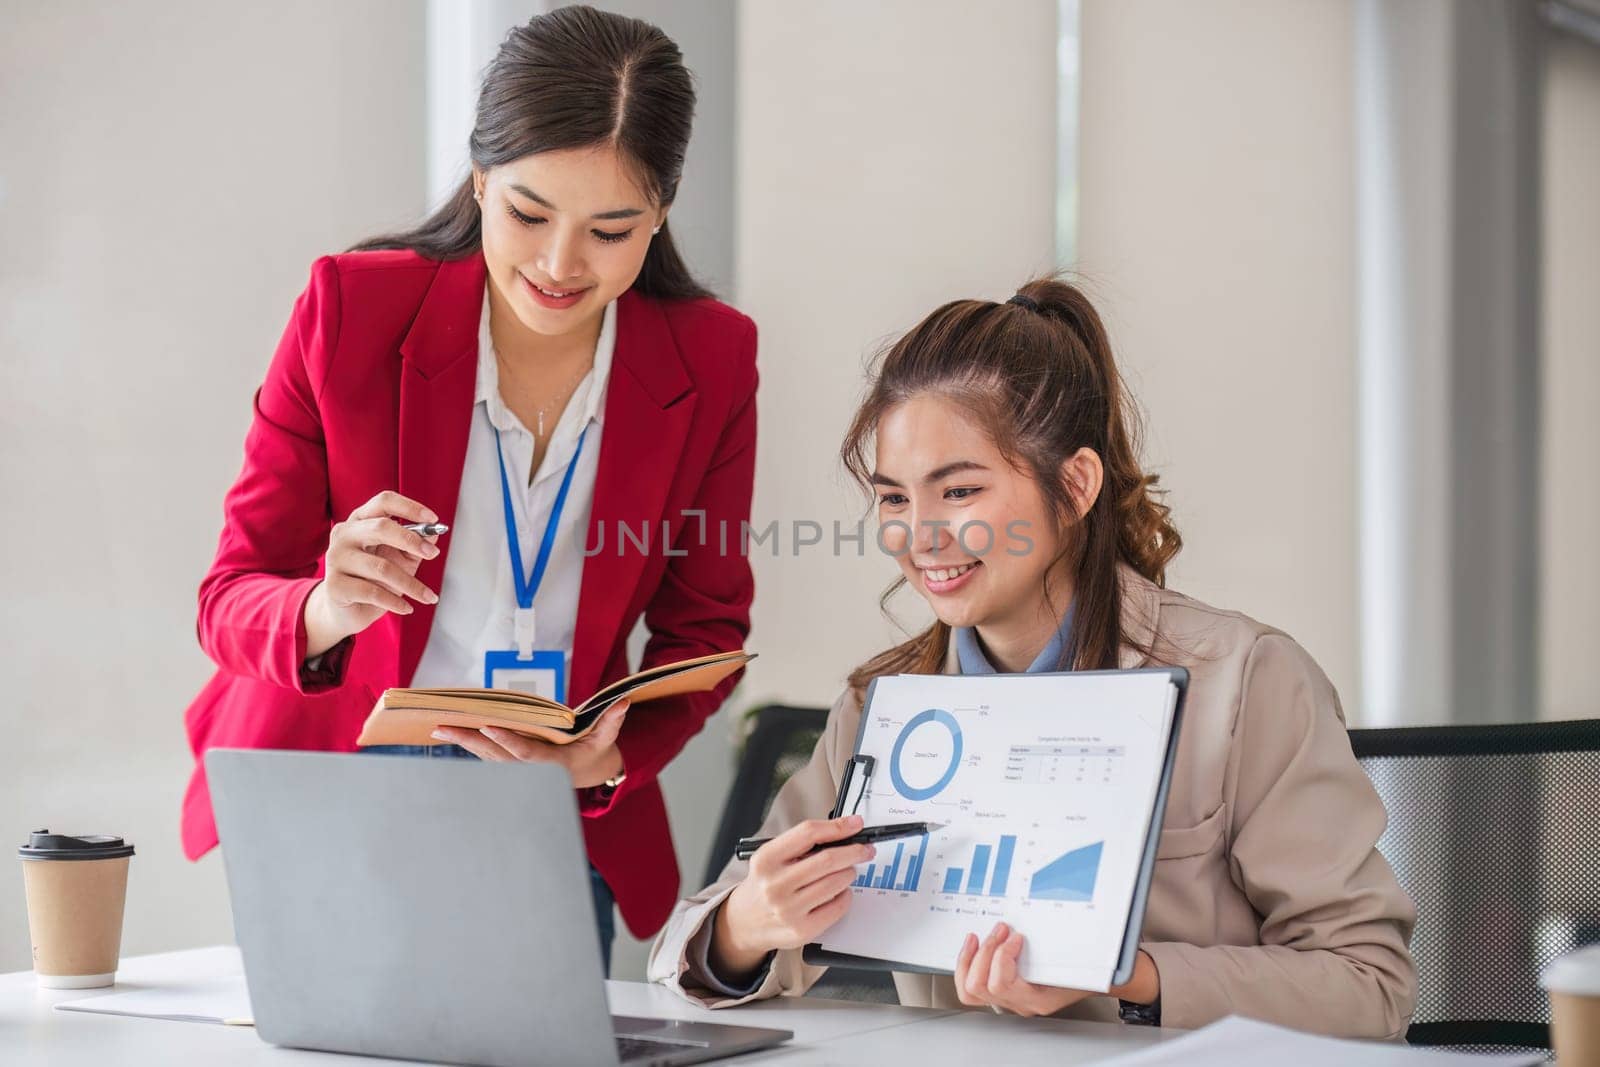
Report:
1007,293,1040,312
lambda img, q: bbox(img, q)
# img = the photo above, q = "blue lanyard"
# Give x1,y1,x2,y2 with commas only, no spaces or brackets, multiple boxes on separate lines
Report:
494,423,590,612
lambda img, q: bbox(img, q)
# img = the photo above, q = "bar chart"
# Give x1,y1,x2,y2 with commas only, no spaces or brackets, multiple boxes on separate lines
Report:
853,833,930,892
1027,841,1103,902
937,834,1018,897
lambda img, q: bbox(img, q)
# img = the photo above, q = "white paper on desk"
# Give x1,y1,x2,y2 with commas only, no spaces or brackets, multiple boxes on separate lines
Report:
819,671,1179,992
1099,1016,1545,1066
55,974,254,1026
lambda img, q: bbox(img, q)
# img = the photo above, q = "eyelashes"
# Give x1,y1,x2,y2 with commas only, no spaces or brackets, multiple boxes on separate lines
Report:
876,487,983,508
504,203,633,244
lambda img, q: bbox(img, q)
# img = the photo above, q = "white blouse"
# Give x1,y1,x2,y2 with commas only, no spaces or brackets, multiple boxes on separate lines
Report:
408,288,617,691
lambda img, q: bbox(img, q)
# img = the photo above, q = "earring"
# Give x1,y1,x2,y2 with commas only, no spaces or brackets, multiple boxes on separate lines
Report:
473,189,483,203
651,225,661,235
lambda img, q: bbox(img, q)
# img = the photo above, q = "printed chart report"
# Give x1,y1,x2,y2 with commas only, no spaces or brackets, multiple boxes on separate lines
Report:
817,671,1181,991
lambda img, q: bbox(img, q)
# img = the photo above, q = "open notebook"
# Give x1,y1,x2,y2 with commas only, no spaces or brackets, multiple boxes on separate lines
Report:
355,650,754,747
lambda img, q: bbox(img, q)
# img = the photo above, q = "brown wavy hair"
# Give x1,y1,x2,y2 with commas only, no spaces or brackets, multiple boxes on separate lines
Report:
843,277,1181,692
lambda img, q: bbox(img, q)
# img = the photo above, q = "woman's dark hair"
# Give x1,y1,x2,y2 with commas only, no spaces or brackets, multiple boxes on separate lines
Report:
842,277,1182,691
350,4,711,301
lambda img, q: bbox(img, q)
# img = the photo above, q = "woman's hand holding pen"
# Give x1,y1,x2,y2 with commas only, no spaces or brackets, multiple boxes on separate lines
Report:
304,491,443,658
710,815,875,984
953,923,1160,1017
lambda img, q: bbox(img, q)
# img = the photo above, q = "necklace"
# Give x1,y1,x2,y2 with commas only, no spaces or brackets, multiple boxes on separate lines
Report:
498,352,593,440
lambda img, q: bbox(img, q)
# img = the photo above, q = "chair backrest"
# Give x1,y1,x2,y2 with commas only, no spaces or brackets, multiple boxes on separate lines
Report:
703,703,900,1003
702,704,830,887
1350,718,1600,1053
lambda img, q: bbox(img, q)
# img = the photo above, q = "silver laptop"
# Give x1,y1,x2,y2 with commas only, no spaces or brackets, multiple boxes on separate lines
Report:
205,748,790,1067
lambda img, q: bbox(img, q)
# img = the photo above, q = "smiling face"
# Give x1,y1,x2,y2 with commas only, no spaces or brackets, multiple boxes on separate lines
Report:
473,144,667,339
873,394,1073,646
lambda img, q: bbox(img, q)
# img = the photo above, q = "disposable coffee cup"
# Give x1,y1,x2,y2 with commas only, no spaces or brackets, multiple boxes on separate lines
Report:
1543,943,1600,1065
18,829,134,989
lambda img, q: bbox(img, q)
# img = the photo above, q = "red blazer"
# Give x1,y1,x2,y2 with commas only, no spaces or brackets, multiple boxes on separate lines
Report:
183,250,757,938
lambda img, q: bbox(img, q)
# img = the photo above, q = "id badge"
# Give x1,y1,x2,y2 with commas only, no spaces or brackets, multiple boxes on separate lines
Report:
484,649,566,703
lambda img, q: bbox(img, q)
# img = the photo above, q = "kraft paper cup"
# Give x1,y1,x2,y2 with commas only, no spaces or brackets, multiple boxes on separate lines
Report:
18,830,134,989
1543,943,1600,1065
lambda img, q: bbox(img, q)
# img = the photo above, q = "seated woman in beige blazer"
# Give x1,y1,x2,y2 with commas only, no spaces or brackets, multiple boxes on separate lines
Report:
648,278,1417,1038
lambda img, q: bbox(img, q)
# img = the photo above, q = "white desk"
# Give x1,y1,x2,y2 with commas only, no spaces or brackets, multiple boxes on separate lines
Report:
0,946,1177,1065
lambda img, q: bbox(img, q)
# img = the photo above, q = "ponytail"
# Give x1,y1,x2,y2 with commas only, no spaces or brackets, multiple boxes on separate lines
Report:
1011,278,1181,588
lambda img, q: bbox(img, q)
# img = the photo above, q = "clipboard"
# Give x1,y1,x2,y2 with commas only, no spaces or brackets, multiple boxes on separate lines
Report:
802,665,1189,990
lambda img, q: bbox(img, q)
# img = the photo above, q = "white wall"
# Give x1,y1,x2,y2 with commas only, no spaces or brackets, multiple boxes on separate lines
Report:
0,2,427,973
1075,0,1362,716
1540,35,1600,721
732,0,1061,709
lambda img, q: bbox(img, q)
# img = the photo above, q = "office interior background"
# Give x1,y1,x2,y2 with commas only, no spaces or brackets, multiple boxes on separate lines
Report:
2,0,1596,982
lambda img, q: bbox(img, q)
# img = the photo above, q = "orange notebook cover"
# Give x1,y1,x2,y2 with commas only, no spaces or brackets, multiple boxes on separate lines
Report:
355,650,755,747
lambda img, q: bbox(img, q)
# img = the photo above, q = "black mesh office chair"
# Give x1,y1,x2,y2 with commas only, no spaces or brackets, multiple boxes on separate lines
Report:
1351,718,1600,1056
703,704,899,1003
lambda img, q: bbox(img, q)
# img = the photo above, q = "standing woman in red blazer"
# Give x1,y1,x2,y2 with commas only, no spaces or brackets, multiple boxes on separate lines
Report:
182,6,756,974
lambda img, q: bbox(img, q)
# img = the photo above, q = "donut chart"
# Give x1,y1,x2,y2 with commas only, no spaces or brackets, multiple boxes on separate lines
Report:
888,708,963,801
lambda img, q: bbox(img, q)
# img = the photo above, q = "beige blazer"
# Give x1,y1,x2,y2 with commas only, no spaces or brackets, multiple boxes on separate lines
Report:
647,568,1417,1040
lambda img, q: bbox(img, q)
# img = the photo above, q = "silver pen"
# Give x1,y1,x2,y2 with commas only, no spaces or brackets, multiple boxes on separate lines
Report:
403,522,449,537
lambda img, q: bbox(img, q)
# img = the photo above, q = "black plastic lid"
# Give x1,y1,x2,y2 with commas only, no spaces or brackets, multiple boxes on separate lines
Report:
18,830,135,861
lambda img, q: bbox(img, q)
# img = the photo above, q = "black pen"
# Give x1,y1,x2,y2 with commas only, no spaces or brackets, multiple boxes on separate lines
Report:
735,820,946,861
